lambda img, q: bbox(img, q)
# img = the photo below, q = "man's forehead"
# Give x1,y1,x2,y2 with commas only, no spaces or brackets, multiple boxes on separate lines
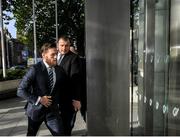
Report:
46,48,57,53
59,39,70,45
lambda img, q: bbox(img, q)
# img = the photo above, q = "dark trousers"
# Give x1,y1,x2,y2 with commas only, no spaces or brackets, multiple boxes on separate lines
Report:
61,108,77,135
27,112,64,136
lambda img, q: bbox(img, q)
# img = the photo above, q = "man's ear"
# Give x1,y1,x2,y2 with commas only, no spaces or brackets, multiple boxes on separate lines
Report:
42,53,45,58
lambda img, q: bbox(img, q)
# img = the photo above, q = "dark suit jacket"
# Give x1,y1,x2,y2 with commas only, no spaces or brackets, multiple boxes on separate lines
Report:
58,51,81,102
79,57,87,112
17,61,67,121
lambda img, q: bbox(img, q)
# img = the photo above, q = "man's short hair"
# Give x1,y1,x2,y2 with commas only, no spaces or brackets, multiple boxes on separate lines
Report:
58,35,71,45
40,42,56,54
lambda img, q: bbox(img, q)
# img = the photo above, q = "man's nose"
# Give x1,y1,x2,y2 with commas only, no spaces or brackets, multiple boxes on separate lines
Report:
62,46,65,50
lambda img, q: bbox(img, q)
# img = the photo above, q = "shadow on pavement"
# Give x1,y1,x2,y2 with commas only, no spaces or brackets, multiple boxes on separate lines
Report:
0,97,87,136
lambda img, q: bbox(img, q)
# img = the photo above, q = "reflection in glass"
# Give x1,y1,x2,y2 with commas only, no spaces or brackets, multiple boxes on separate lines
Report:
131,0,170,135
131,0,145,135
168,0,180,135
153,0,169,135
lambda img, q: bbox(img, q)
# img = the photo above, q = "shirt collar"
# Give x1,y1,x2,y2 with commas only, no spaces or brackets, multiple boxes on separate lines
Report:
58,52,65,59
43,60,52,69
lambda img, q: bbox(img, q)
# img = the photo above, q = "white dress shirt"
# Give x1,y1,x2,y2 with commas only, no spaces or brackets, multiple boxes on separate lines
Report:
57,52,64,65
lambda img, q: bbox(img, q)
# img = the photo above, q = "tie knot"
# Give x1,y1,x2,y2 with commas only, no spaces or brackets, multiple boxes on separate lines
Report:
48,67,53,70
48,68,53,75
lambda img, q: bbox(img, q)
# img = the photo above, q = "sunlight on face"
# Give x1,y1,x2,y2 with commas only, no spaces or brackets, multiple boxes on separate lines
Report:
42,48,58,66
58,39,70,55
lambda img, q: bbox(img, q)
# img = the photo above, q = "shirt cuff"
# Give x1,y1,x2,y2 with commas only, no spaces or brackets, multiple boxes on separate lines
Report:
35,96,41,105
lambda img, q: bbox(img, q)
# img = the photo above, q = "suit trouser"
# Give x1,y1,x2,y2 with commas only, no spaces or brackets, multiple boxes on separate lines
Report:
27,112,64,136
61,108,77,135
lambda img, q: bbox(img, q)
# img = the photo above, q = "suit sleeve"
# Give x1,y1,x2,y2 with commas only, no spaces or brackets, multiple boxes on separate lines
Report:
71,55,81,101
17,66,38,104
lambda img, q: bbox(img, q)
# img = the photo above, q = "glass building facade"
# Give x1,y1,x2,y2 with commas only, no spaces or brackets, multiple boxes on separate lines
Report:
86,0,180,135
131,0,180,135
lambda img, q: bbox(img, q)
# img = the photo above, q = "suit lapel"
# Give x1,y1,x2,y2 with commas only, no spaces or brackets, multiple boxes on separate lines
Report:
40,62,50,94
59,51,72,66
50,66,58,95
41,61,49,80
59,54,67,66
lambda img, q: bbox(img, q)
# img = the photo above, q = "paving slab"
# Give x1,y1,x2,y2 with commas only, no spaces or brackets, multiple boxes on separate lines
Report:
0,97,87,136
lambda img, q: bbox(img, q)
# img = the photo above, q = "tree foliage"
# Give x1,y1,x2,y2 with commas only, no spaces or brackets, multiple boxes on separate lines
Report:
9,0,85,56
2,0,13,25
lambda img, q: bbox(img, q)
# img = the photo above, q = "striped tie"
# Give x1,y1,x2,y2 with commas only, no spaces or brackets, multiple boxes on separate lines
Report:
48,68,53,93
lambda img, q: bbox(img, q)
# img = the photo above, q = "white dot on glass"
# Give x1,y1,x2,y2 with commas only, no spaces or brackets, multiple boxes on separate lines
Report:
156,101,159,110
163,105,167,114
172,107,179,117
144,96,147,103
149,99,152,106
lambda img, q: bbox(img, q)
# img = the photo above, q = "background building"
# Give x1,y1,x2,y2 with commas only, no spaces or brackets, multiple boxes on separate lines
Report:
0,30,29,69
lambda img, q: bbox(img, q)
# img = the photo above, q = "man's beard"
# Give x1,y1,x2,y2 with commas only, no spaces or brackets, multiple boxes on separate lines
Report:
46,58,56,66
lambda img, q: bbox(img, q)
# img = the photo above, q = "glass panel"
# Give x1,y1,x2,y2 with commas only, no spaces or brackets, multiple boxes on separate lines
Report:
153,0,169,135
131,0,145,135
168,0,180,135
132,0,180,135
131,0,170,135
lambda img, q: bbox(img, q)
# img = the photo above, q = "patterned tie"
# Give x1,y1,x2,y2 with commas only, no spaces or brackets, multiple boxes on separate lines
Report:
48,68,54,93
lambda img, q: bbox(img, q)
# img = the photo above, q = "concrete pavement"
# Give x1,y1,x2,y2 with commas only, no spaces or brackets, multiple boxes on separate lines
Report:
0,97,87,136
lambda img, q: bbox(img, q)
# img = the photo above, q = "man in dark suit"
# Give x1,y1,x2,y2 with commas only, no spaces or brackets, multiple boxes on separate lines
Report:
79,56,87,122
57,35,81,135
70,45,87,122
17,43,67,136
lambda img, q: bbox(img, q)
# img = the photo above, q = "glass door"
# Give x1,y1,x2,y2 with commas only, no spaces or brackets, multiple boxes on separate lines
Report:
168,0,180,135
153,0,169,135
131,0,170,135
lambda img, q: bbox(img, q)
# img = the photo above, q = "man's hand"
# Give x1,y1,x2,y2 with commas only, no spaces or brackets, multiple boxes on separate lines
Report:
72,100,81,111
40,96,52,107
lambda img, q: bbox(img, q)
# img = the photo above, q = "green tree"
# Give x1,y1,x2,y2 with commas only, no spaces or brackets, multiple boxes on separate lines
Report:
10,0,85,56
2,0,13,25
